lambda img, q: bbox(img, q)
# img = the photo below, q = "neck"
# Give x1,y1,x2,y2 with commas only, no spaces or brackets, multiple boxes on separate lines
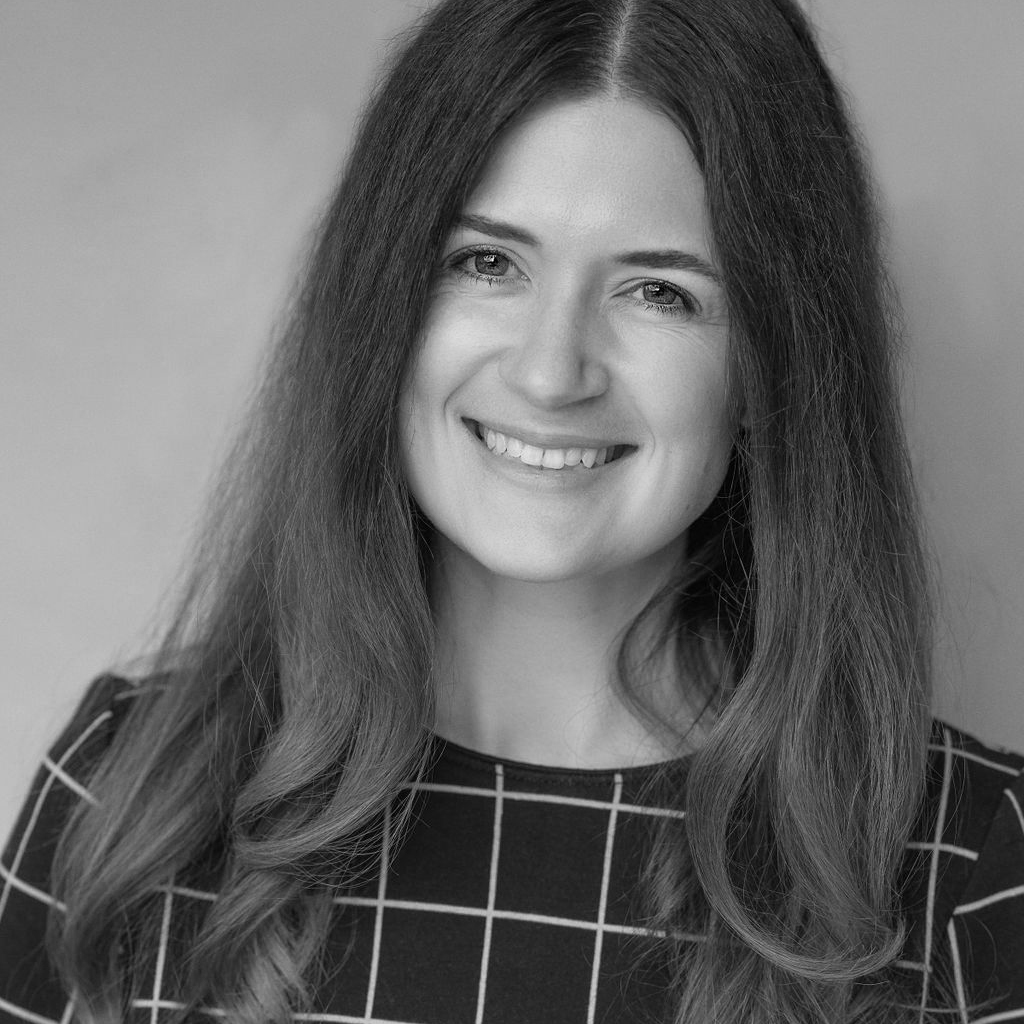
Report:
429,537,702,769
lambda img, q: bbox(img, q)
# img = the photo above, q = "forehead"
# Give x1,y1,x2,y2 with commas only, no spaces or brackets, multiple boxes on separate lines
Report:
463,95,708,250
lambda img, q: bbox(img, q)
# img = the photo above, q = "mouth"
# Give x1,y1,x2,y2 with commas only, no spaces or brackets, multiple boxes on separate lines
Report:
465,419,635,470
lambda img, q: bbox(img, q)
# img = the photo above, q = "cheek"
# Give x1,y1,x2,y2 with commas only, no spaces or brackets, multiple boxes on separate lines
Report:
641,350,735,513
398,387,449,541
398,326,460,438
397,384,418,471
397,346,445,509
645,344,734,446
397,330,474,522
405,306,495,411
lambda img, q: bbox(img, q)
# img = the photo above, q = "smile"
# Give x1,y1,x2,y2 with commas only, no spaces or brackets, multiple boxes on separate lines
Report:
467,419,633,470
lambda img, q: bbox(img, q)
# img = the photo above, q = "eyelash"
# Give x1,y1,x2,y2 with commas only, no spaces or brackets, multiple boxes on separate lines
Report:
636,284,699,318
448,246,524,288
446,246,700,317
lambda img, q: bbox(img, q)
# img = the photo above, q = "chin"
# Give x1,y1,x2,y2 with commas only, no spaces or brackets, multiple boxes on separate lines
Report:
455,532,653,586
469,548,596,584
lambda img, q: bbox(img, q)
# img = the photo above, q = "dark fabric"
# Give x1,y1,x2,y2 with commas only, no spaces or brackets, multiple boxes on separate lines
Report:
1,675,1022,1023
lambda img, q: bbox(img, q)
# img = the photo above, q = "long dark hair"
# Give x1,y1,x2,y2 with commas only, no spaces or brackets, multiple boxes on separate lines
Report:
50,1,934,1021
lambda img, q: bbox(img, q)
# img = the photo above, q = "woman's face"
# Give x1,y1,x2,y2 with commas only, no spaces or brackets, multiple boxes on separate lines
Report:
400,95,735,584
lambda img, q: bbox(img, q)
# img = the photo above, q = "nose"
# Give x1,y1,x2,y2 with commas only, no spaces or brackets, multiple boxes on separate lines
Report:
498,293,610,408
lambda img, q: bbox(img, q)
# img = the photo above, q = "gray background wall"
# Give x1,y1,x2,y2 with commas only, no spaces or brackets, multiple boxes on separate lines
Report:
2,1,1022,837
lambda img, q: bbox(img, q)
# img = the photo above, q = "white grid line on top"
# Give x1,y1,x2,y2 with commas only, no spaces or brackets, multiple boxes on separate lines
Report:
945,918,969,1024
363,801,391,1022
905,841,978,862
162,883,216,902
405,781,685,820
42,755,97,806
920,727,954,1014
132,999,221,1017
150,882,673,938
297,1014,423,1024
1006,786,1024,836
954,883,1024,916
474,763,504,1024
895,959,927,973
587,772,623,1024
928,744,1021,778
151,882,175,1024
972,1011,1024,1024
329,894,671,938
0,994,60,1024
0,707,111,922
0,861,65,912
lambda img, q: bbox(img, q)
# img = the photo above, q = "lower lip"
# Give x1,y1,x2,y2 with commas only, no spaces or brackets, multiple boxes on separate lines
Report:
464,421,632,485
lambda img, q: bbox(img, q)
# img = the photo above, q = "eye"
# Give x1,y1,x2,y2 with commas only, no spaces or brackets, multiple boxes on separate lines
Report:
469,251,510,277
447,246,526,287
631,280,700,317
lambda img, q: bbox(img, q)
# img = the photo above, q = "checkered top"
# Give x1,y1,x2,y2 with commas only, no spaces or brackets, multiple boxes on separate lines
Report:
1,677,1022,1024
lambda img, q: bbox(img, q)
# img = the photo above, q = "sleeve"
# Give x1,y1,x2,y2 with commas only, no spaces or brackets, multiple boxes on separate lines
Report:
0,675,136,1024
947,766,1024,1020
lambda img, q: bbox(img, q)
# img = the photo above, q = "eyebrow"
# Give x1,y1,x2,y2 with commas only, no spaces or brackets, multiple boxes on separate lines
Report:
456,213,539,247
614,249,721,283
455,212,722,284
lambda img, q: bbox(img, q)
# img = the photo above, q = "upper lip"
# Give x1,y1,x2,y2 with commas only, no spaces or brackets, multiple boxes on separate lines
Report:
465,417,635,451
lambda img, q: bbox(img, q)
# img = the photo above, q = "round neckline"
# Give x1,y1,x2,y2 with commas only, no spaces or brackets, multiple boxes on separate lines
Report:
429,731,691,782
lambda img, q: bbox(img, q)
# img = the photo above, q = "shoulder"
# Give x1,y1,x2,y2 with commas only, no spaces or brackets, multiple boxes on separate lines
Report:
924,721,1023,881
924,720,1023,858
42,673,146,785
905,719,1024,1015
0,674,147,1014
4,675,145,846
2,674,146,883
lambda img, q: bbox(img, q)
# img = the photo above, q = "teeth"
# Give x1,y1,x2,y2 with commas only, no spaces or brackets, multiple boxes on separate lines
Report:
519,444,544,467
476,422,620,470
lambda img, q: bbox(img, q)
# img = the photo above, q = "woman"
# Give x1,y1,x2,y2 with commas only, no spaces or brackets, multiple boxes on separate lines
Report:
1,0,1021,1022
